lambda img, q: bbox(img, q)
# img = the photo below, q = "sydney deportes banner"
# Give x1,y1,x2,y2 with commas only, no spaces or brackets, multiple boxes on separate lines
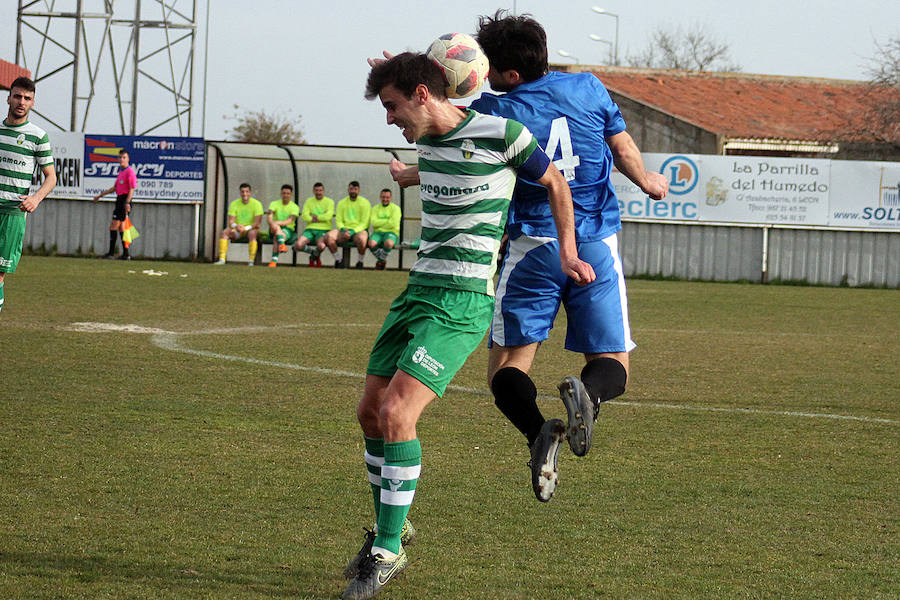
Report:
82,134,205,202
611,154,899,230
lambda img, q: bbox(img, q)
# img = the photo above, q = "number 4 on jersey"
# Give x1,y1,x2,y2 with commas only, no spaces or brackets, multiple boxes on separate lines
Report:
545,116,580,181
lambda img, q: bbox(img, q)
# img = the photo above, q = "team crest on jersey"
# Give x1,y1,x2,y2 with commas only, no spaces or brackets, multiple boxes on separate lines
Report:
460,139,475,159
16,134,26,146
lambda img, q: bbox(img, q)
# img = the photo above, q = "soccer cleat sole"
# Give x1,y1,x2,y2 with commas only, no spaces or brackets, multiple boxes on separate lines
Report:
558,376,594,457
530,418,565,502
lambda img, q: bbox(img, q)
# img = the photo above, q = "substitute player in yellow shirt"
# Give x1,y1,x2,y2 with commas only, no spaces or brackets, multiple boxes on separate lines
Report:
215,183,264,265
326,180,371,269
295,182,334,268
367,188,401,270
266,184,300,267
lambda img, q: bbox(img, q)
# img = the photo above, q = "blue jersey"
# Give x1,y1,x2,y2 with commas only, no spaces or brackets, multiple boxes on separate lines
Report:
471,71,626,241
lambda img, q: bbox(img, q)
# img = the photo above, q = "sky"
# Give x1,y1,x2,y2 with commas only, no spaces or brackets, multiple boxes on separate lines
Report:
3,0,898,148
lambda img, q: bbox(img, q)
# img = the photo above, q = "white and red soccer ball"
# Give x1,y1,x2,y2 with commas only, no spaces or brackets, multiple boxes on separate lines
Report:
426,33,489,99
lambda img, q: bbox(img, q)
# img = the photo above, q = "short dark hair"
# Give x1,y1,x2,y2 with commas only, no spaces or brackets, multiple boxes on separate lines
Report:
365,52,446,101
281,184,293,191
313,182,324,188
349,181,360,188
239,182,251,190
380,188,392,195
9,77,35,93
477,10,548,82
118,149,129,157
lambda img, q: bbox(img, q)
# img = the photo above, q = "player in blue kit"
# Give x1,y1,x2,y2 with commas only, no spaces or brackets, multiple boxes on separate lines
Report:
471,10,669,501
380,11,667,501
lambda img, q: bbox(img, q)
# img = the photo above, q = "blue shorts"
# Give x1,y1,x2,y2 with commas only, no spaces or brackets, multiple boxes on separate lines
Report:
490,233,635,354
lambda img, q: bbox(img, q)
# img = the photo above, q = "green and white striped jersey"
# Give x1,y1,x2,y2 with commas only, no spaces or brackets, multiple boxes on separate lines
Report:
0,119,53,214
411,110,540,296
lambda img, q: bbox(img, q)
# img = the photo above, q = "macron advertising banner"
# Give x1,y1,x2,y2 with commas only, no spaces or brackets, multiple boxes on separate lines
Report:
611,153,899,230
82,134,205,202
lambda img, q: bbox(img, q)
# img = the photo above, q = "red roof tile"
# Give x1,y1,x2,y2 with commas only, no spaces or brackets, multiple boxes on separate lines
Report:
557,65,899,144
0,59,31,90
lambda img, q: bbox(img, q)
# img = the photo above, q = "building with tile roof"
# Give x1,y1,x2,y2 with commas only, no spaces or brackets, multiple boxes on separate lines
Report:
554,65,899,162
0,59,31,91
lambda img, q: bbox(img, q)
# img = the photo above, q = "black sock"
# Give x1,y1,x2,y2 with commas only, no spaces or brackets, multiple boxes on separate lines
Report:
108,230,117,255
120,231,129,256
491,367,545,447
581,357,628,405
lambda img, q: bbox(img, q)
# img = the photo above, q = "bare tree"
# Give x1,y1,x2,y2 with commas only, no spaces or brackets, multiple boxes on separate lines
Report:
627,24,741,72
866,35,900,87
862,35,900,149
226,105,306,144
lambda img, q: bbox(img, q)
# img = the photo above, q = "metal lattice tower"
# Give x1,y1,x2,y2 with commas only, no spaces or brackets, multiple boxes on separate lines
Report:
16,0,198,136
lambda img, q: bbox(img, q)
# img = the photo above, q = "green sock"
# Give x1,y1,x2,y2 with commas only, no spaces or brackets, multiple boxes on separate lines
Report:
277,233,285,245
373,439,421,555
364,437,384,520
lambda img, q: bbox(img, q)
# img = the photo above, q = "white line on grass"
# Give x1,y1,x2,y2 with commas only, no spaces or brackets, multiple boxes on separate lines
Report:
69,322,899,426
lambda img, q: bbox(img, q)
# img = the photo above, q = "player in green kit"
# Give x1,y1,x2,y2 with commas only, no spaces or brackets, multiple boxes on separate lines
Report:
0,77,57,315
367,188,401,270
266,184,300,267
340,52,594,600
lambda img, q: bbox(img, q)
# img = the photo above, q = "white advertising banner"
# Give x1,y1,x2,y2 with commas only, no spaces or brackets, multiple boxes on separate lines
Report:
828,160,900,229
612,153,898,230
612,154,701,221
30,131,85,198
698,156,831,225
614,153,832,225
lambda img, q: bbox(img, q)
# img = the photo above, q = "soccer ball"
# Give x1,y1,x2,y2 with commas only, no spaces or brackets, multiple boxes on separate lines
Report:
426,33,489,99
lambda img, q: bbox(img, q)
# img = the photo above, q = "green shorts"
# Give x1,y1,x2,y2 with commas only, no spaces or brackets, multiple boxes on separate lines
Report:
278,227,298,246
340,228,358,238
370,231,398,247
367,284,494,397
0,211,26,274
301,229,328,243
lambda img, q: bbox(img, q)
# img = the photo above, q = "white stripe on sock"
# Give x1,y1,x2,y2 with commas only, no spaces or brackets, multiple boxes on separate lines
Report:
381,489,416,506
381,464,420,480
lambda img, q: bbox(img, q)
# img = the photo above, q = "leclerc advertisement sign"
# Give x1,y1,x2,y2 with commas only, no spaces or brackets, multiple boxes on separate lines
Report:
83,135,205,202
611,153,899,230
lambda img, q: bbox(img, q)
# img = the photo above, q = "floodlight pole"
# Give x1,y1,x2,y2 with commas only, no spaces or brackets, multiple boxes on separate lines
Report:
591,7,619,65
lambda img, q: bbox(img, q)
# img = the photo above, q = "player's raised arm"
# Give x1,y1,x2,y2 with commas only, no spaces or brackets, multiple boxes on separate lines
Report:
536,163,596,285
607,131,668,201
389,158,420,188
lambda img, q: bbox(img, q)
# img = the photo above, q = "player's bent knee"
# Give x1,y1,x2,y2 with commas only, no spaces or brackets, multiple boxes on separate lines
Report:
357,397,380,429
581,357,627,403
377,396,417,432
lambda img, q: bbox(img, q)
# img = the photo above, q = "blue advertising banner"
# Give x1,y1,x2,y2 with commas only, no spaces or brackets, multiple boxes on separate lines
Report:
83,135,205,201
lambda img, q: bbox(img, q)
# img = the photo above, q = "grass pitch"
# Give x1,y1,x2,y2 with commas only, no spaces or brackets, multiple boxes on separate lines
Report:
1,256,897,599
